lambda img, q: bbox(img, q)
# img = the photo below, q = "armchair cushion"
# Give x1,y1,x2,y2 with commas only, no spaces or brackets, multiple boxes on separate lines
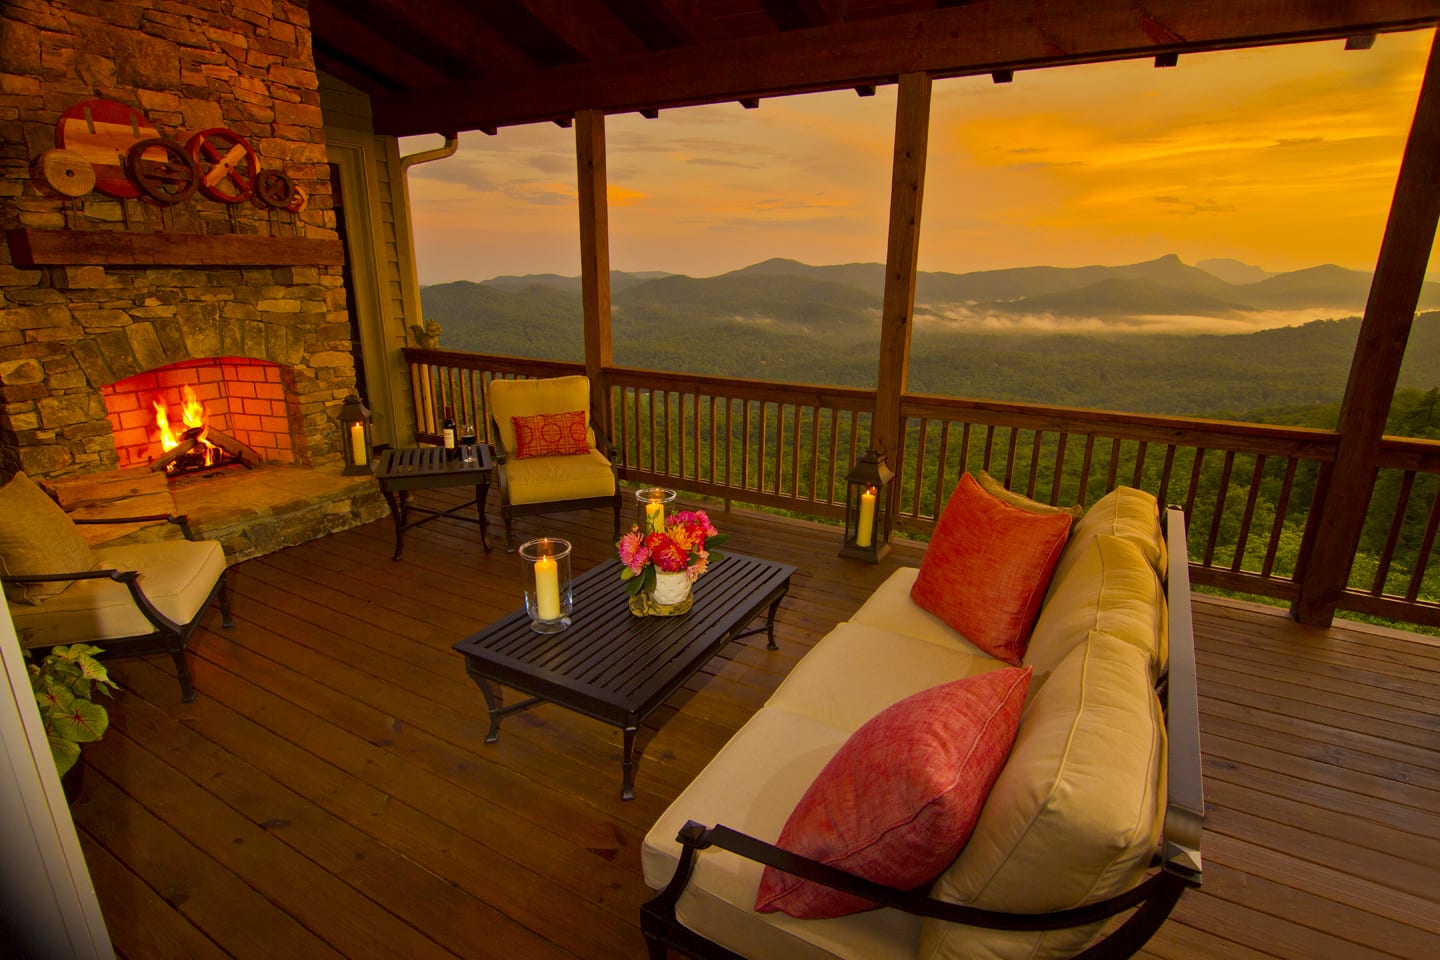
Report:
0,472,98,605
502,449,617,505
513,410,590,458
488,375,597,456
8,538,228,649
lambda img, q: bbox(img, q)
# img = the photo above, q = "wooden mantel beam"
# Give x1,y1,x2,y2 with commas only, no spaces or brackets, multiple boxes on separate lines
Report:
371,0,1440,136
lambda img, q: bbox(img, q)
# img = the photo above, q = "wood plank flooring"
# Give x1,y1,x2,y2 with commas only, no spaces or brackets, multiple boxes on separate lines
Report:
64,492,1440,959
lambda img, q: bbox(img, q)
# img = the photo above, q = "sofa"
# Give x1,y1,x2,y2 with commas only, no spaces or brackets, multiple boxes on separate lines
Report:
641,482,1204,960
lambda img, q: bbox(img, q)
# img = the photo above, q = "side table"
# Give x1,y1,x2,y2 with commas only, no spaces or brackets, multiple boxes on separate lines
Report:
373,444,494,560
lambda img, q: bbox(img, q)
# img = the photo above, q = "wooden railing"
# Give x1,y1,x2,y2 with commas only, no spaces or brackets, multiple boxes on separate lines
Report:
404,348,1440,628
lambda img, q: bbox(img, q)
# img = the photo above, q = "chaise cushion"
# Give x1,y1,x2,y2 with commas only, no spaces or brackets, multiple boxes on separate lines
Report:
757,667,1032,919
920,630,1164,960
1055,486,1165,582
0,472,99,605
911,473,1071,665
512,410,590,458
8,538,228,649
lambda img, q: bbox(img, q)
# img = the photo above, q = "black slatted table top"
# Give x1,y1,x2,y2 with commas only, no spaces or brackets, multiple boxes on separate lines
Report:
373,444,493,487
454,552,795,728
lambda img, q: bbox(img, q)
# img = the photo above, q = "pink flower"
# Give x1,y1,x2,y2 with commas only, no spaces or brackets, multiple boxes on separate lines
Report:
617,528,651,574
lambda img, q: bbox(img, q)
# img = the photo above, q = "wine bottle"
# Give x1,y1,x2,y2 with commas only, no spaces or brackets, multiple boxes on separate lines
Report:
442,405,457,458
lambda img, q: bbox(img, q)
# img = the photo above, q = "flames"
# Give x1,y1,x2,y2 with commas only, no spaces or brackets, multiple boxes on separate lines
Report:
154,385,219,466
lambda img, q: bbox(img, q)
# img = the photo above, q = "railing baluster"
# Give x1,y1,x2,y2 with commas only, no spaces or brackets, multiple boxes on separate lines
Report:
1106,438,1121,490
1405,484,1440,602
1078,434,1095,505
982,425,996,474
1004,427,1019,486
1204,451,1235,567
934,421,953,518
1372,470,1415,596
1051,433,1067,505
912,417,930,519
1158,445,1177,507
1026,430,1042,499
1185,448,1206,519
1231,454,1267,573
1262,458,1299,579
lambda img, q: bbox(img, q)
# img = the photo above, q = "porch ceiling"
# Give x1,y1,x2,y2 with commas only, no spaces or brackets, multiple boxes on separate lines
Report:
308,0,1440,138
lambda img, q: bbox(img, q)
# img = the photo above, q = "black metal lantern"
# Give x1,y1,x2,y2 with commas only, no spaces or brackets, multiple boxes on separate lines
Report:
339,394,373,475
840,449,893,562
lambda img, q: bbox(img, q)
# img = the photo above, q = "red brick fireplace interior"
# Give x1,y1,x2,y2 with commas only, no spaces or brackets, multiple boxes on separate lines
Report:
102,358,302,472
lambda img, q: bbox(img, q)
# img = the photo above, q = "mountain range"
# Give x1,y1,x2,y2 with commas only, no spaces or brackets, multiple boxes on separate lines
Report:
419,255,1440,420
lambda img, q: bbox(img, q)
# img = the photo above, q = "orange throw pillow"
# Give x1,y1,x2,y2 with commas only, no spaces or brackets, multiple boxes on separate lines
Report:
511,410,589,458
755,667,1032,918
911,472,1072,664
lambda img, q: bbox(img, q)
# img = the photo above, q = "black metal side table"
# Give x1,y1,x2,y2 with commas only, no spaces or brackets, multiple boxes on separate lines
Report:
372,444,494,559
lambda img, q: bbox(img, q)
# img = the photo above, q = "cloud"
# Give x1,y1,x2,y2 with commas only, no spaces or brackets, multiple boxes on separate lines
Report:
1154,195,1238,215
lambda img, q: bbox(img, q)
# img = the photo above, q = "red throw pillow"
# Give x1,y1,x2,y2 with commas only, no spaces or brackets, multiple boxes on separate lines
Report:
512,410,590,458
755,667,1032,919
911,472,1072,664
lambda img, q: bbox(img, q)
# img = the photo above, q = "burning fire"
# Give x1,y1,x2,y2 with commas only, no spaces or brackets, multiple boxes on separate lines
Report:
154,385,219,466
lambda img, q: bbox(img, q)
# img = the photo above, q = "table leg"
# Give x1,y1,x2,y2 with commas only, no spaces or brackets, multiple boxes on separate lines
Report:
475,480,491,551
478,678,503,743
763,592,786,650
621,722,638,801
381,486,405,561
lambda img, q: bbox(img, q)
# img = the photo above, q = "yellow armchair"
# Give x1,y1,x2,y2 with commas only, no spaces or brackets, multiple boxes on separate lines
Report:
487,374,622,550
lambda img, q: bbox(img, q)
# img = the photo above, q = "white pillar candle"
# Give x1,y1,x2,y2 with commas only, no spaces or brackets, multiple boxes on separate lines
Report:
855,485,876,548
348,421,367,465
645,500,665,533
534,555,561,621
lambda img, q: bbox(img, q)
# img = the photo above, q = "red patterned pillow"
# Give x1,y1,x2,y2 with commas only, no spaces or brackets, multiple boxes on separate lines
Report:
755,667,1032,919
512,410,590,458
911,472,1072,664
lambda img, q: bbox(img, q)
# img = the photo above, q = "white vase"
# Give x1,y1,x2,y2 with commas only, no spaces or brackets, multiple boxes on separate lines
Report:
653,571,692,605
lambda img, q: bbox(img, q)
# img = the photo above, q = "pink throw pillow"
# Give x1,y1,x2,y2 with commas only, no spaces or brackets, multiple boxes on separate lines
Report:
911,472,1072,664
755,667,1032,918
512,410,589,458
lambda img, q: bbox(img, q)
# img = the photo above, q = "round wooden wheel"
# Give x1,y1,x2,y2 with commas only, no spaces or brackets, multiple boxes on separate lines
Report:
125,138,199,205
186,127,258,203
31,148,96,198
254,169,298,209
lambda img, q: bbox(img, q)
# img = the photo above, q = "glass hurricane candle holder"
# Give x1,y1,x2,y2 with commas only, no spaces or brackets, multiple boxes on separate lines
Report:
634,487,677,534
520,537,572,633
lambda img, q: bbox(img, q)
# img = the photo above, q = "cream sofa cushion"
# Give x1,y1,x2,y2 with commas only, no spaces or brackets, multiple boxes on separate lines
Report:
1057,485,1165,583
847,568,991,658
500,448,615,504
642,708,919,960
920,630,1165,960
487,375,597,455
1024,534,1166,680
977,471,1083,519
0,471,98,604
9,539,227,649
766,620,1001,730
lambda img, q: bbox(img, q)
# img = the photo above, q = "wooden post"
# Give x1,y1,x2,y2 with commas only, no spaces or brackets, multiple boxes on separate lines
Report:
576,109,614,428
871,72,931,478
1291,32,1440,626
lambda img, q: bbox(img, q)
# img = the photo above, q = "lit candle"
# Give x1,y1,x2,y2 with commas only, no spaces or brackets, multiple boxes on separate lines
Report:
645,500,665,533
534,555,561,621
855,485,876,548
348,421,367,466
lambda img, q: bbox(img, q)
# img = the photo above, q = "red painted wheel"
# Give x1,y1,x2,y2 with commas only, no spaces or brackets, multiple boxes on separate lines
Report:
186,127,258,203
55,98,160,199
254,169,297,209
125,138,199,205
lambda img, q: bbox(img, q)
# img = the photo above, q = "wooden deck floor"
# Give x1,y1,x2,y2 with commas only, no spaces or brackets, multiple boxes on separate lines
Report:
67,491,1440,959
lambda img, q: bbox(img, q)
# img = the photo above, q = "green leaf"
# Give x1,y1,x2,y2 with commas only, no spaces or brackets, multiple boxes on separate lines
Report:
48,736,80,777
47,698,108,744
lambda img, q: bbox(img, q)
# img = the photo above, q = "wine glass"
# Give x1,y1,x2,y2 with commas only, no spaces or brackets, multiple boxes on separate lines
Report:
460,423,477,463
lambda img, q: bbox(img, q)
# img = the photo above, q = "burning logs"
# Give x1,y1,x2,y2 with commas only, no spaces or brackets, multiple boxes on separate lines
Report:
150,425,260,474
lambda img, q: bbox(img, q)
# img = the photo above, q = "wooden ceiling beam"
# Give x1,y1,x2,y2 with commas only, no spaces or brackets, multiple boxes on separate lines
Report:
518,0,650,61
309,1,456,91
362,0,543,76
371,0,1440,136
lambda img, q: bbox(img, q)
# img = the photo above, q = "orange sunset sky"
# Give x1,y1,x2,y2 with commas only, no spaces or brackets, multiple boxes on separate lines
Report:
402,27,1438,286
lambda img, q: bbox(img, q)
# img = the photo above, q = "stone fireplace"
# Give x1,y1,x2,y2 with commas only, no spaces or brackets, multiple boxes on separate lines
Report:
0,0,389,559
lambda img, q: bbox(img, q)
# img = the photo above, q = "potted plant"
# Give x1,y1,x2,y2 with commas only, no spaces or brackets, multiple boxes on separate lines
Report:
28,643,117,795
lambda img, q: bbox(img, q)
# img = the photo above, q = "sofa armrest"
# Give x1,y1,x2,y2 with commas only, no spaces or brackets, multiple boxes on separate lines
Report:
1161,507,1204,882
1,566,184,635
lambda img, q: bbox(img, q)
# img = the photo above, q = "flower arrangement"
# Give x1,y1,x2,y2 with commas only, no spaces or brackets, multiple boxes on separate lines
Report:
617,508,728,597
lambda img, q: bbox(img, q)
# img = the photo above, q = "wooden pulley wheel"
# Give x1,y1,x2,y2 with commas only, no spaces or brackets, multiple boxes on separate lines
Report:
125,138,199,205
31,148,95,197
186,127,258,203
55,98,159,198
254,169,297,209
285,182,308,213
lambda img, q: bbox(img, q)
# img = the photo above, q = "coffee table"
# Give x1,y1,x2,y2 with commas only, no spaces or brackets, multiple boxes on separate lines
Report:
453,552,795,799
373,444,494,559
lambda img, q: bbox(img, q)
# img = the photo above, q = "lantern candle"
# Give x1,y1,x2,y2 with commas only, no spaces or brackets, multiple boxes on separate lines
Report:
349,421,367,466
855,485,876,548
534,555,561,621
645,500,665,533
